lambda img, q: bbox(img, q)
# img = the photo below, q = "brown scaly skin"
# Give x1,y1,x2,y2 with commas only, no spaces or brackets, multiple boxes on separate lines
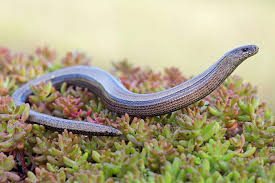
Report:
12,45,259,136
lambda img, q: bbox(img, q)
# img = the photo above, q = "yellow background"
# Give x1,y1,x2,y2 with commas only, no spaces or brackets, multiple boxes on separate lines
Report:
0,0,274,109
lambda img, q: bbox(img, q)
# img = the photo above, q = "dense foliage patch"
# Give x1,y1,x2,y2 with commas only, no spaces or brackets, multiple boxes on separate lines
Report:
0,46,274,182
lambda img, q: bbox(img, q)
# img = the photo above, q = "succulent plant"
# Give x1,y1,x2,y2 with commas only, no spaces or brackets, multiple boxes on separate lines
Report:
61,51,91,67
0,152,21,182
0,46,273,182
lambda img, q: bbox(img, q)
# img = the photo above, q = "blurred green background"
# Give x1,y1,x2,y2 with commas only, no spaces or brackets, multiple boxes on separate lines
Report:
0,0,274,108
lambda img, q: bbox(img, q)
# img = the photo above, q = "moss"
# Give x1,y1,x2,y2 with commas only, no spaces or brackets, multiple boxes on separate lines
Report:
0,46,274,182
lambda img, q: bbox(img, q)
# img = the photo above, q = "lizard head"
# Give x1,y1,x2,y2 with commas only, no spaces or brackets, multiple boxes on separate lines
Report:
225,45,259,66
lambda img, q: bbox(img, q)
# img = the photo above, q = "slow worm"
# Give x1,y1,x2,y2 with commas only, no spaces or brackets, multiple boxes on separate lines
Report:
12,45,259,136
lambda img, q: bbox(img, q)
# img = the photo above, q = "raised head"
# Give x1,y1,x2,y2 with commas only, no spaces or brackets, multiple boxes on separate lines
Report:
224,45,259,66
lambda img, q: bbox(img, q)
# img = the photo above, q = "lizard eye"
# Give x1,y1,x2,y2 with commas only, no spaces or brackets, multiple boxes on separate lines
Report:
242,48,249,52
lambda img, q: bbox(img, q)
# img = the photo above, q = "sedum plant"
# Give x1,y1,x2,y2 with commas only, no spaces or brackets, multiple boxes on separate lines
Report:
0,46,274,182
